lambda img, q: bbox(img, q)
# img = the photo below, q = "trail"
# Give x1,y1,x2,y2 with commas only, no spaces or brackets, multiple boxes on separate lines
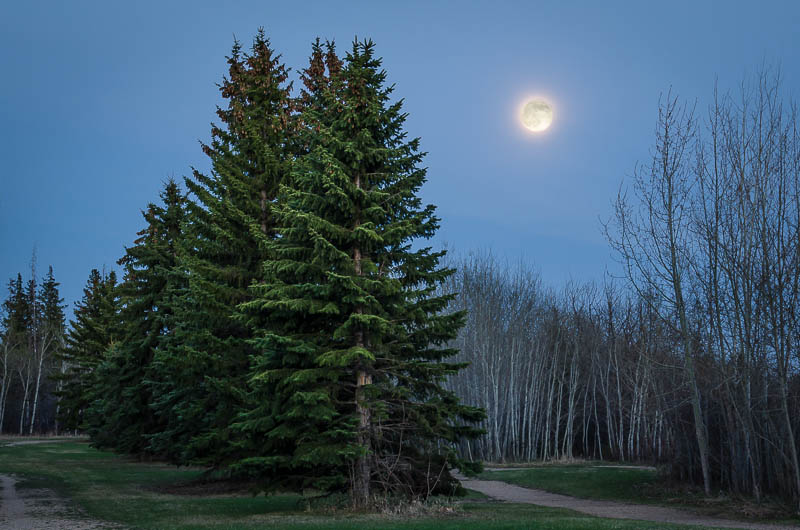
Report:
459,475,799,530
0,473,121,529
1,439,57,447
0,437,87,448
0,441,120,529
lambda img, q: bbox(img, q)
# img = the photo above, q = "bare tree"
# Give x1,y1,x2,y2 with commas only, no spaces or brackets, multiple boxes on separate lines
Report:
445,76,800,504
606,93,712,494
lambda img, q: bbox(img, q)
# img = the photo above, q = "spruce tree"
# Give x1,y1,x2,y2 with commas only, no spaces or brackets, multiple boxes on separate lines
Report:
39,267,66,330
55,269,119,432
87,181,186,453
236,40,483,505
149,30,295,466
2,274,29,342
1,274,29,432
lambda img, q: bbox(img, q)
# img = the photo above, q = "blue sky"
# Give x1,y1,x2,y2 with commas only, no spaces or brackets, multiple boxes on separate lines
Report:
1,0,799,309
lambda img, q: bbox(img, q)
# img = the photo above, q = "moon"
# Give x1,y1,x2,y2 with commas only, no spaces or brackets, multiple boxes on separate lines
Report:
521,98,553,132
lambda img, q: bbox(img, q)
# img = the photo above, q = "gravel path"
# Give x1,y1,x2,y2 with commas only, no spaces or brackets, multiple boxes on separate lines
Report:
459,475,799,529
0,473,120,529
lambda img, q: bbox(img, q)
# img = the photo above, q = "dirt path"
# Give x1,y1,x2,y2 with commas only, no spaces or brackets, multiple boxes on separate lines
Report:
0,437,88,448
0,474,120,529
1,440,57,447
459,476,799,529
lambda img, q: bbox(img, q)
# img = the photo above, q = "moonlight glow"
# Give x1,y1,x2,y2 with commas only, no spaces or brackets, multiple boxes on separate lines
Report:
520,98,554,132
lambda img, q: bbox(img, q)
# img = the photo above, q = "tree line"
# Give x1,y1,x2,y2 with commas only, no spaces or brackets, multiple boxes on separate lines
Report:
610,71,800,505
1,257,65,436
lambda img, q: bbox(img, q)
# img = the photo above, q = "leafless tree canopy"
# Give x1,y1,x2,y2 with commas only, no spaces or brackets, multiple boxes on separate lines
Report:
445,69,800,504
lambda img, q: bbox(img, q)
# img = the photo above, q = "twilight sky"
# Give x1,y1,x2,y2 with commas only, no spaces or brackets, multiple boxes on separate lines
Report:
2,0,799,309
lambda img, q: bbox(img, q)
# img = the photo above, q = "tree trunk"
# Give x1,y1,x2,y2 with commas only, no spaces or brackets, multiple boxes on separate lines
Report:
352,172,371,508
28,351,45,435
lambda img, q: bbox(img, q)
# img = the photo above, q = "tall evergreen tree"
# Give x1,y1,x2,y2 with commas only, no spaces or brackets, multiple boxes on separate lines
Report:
39,267,66,329
235,40,483,505
2,275,29,340
1,274,29,432
149,30,295,466
55,269,119,432
87,181,186,453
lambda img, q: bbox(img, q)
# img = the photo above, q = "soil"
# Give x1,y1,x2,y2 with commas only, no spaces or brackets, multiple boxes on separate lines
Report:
458,474,800,529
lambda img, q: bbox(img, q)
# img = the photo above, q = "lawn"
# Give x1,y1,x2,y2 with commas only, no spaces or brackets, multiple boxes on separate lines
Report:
0,440,702,529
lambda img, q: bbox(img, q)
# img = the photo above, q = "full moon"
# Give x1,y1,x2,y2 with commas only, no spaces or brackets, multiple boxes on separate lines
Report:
520,98,553,132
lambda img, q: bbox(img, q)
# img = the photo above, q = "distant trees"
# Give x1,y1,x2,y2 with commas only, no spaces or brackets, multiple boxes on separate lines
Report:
30,266,65,434
55,269,118,433
1,274,28,433
0,259,66,434
442,256,667,465
85,180,187,453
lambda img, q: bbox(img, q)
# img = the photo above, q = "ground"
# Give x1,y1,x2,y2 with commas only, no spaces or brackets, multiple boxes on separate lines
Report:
0,438,797,529
0,439,122,529
461,471,798,529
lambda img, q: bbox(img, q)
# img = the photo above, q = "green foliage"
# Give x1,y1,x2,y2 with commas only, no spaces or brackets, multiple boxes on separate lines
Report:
85,180,187,453
39,266,66,334
2,274,30,357
147,29,295,466
55,269,119,432
234,39,484,500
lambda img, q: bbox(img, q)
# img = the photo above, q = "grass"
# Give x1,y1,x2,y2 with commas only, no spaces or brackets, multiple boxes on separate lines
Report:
0,440,706,529
481,464,663,503
480,463,800,524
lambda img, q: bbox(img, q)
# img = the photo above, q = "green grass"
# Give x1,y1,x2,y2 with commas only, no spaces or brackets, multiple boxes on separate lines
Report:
0,441,714,529
481,464,663,503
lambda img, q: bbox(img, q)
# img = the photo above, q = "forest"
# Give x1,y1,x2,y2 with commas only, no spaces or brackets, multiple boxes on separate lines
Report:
2,30,800,510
